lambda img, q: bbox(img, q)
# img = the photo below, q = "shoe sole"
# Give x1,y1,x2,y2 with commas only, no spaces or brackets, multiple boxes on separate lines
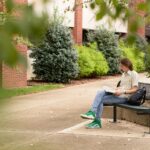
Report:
80,114,94,120
85,126,101,129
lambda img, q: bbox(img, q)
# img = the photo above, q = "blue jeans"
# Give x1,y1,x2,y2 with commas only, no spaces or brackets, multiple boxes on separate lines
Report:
91,90,127,119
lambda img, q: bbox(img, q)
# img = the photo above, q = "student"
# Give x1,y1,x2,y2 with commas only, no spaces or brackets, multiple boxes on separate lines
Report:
80,58,139,129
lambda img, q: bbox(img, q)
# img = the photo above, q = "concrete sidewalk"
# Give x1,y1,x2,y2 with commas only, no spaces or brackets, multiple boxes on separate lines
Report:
0,74,150,150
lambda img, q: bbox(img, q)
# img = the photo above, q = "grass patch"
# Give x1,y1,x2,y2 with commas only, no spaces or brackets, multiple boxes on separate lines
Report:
0,84,64,100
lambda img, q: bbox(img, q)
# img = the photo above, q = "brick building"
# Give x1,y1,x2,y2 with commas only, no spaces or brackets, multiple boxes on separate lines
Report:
73,0,145,44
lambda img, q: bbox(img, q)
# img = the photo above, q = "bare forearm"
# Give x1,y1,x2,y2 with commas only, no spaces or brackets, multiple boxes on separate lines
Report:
124,87,138,94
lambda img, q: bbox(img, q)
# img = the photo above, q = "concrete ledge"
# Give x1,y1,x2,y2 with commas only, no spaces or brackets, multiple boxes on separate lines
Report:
103,106,150,127
120,108,150,127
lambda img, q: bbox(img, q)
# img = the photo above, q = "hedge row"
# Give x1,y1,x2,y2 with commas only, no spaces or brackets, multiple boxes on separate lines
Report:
119,41,145,72
76,43,109,78
31,20,146,83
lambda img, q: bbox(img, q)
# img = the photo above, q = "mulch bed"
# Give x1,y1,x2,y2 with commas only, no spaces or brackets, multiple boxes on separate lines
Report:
28,74,121,87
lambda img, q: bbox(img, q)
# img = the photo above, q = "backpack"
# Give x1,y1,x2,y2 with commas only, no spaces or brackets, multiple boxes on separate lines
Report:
127,87,146,106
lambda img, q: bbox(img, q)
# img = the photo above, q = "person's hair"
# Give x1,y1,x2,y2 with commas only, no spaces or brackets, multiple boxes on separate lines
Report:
120,58,133,71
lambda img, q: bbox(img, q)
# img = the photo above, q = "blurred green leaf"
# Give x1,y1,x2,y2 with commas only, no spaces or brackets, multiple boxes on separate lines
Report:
5,0,15,13
96,1,107,20
90,2,95,9
126,33,137,45
0,0,49,67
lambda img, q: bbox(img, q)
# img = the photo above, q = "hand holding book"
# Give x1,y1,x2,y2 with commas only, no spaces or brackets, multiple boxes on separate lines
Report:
102,86,124,96
114,89,122,96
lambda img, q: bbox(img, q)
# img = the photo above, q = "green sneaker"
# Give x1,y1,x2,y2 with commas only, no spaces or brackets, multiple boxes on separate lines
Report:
86,119,102,129
80,110,95,119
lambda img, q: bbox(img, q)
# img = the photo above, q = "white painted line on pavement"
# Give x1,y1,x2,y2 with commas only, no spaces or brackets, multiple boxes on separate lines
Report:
0,129,55,135
57,119,150,139
58,120,91,133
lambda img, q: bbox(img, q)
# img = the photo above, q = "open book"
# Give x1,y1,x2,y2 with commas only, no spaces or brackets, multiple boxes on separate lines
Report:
102,86,116,94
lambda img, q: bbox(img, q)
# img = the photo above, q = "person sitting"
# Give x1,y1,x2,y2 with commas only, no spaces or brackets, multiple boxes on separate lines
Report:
80,58,139,129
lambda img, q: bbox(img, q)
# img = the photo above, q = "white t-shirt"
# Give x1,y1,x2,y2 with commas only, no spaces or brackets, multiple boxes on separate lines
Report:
119,70,139,98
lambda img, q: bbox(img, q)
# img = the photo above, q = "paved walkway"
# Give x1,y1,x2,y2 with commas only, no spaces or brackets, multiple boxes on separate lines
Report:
0,74,150,150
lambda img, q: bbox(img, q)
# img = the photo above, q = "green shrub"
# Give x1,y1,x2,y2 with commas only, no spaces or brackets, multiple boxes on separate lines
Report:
30,21,78,83
145,48,150,76
76,43,109,77
89,44,109,76
135,35,148,51
76,46,95,77
119,41,145,72
87,30,96,43
90,28,121,74
123,34,148,51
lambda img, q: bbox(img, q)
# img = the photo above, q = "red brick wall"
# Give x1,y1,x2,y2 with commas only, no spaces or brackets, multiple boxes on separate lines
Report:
1,0,27,88
0,0,4,11
136,0,145,36
128,0,145,37
73,0,83,45
0,1,3,87
2,44,27,88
